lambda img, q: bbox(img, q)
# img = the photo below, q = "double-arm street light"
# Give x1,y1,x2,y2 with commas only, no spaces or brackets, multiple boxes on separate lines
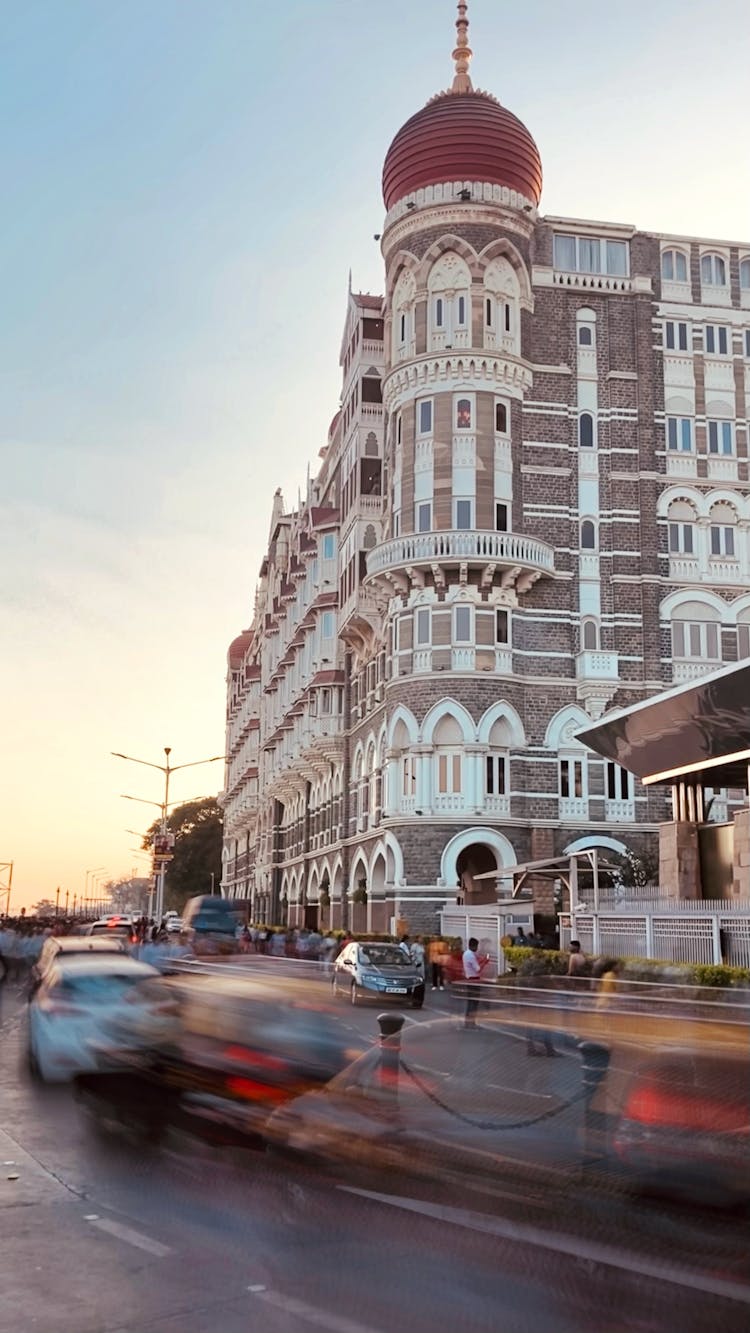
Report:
112,747,224,921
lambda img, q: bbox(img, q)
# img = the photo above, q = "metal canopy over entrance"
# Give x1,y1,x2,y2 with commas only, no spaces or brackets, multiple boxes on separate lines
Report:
575,660,750,791
472,849,618,914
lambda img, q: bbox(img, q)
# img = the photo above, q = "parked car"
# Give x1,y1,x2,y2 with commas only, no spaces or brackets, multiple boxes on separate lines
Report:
181,895,240,954
332,941,425,1008
30,935,130,995
76,918,135,941
27,955,160,1082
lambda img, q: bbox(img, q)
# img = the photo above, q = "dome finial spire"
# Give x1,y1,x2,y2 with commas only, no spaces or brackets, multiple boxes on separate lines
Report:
451,1,474,93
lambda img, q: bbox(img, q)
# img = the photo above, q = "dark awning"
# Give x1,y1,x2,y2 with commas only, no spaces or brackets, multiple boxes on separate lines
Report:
576,660,750,789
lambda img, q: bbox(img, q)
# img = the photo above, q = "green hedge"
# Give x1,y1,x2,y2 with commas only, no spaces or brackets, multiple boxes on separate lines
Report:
501,946,750,988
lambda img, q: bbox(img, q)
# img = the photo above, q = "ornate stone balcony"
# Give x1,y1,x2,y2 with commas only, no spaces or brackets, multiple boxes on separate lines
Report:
365,529,555,594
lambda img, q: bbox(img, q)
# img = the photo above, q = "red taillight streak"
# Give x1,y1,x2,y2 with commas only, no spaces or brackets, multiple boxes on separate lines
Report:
225,1076,290,1104
625,1085,748,1133
223,1044,287,1072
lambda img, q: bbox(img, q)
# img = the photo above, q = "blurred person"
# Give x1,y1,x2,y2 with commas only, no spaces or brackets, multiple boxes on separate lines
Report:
321,932,337,975
399,934,413,962
462,937,482,1029
514,927,530,947
567,940,587,978
428,936,446,990
593,957,622,1009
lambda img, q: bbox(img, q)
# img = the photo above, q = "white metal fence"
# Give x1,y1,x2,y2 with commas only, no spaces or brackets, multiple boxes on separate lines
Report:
560,907,750,967
441,905,534,978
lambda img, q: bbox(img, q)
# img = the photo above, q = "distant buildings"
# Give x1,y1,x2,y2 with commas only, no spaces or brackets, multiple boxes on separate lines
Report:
220,5,750,930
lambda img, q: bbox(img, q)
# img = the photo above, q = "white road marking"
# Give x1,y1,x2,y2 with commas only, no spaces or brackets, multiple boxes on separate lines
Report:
339,1187,750,1306
249,1286,386,1333
87,1215,172,1257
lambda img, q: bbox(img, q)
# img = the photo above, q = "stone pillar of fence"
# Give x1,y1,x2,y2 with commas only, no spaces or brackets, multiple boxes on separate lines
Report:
659,821,702,900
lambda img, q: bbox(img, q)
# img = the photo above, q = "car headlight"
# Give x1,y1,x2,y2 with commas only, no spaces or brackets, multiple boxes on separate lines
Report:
360,972,381,988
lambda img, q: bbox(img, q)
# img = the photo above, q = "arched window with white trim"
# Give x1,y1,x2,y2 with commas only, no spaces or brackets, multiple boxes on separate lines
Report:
701,253,727,287
740,258,750,292
708,501,738,560
661,248,689,283
667,499,697,556
483,257,520,354
427,251,472,351
671,600,722,672
484,717,511,815
392,268,416,362
578,412,595,449
580,518,597,550
581,618,599,650
737,609,750,660
432,713,465,813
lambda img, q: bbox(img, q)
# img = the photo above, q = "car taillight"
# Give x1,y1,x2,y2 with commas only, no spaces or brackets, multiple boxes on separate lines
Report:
624,1084,749,1133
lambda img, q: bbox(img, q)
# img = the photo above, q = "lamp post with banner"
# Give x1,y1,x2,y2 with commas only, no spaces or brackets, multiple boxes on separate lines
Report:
113,747,224,922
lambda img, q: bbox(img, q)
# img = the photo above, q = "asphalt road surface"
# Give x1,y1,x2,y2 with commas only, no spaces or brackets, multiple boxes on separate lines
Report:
1,966,748,1333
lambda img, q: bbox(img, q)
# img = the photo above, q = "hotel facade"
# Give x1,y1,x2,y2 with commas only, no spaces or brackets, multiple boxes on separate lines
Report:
220,5,750,931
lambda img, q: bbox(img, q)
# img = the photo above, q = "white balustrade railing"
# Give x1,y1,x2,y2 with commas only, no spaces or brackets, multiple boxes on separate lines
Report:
495,648,513,675
433,793,466,813
485,795,511,817
605,798,635,822
366,529,555,577
451,647,475,671
559,796,589,821
672,659,720,682
413,649,433,672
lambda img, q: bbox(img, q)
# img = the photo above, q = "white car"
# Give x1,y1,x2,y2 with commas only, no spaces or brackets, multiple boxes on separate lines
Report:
27,955,159,1083
30,935,130,993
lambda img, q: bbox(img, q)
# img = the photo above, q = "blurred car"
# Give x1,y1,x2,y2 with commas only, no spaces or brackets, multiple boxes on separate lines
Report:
332,941,425,1008
75,971,359,1148
268,1006,750,1208
268,1016,584,1183
30,935,130,994
28,955,160,1082
165,916,183,934
181,895,240,954
77,918,135,942
612,1049,750,1203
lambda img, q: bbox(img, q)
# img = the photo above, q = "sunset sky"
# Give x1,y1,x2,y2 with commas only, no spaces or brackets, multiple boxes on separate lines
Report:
2,0,749,910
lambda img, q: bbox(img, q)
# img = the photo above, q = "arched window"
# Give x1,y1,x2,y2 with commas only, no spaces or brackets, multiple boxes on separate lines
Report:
432,714,465,808
709,502,737,559
671,601,721,664
580,519,597,550
662,249,688,283
484,717,511,810
667,499,696,556
392,267,416,361
483,256,521,353
738,609,750,660
578,413,594,449
364,431,378,457
495,401,508,434
582,618,599,650
578,326,592,346
701,253,727,286
741,258,750,290
427,251,471,350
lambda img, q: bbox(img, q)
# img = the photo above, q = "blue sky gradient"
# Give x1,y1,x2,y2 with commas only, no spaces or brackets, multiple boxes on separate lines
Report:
2,0,748,906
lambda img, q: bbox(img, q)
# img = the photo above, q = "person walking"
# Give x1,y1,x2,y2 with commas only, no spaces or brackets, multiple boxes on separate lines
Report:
462,937,482,1029
410,935,425,980
428,936,446,991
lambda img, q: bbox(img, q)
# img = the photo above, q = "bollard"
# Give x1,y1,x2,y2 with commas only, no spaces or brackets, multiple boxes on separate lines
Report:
578,1040,610,1169
377,1012,405,1097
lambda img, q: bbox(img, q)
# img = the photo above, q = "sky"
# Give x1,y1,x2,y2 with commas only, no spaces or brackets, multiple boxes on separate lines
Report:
2,0,749,911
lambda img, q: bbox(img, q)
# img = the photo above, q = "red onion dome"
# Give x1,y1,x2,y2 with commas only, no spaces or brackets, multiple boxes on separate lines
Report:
382,90,542,211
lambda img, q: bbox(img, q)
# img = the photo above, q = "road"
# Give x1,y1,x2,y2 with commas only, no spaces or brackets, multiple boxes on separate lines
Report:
1,964,748,1333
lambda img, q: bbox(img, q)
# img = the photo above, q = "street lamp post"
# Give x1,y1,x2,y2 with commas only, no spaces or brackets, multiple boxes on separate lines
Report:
112,748,224,922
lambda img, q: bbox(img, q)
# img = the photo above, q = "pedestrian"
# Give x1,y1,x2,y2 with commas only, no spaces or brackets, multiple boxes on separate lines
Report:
428,936,446,991
567,940,587,977
410,935,425,979
462,937,482,1029
399,933,413,961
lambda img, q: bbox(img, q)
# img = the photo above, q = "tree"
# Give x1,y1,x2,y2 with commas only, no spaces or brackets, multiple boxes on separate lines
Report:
144,797,223,913
105,876,151,915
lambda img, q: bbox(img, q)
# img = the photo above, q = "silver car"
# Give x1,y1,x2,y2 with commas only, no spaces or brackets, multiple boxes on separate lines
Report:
332,942,425,1008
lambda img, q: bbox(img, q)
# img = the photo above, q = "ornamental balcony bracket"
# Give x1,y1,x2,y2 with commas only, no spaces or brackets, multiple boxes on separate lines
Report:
365,529,555,593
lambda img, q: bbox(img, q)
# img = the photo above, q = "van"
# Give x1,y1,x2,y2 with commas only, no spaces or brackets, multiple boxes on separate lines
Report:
181,895,240,954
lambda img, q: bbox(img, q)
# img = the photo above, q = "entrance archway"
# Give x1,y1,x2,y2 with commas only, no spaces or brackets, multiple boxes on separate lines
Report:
456,844,498,905
441,827,516,905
